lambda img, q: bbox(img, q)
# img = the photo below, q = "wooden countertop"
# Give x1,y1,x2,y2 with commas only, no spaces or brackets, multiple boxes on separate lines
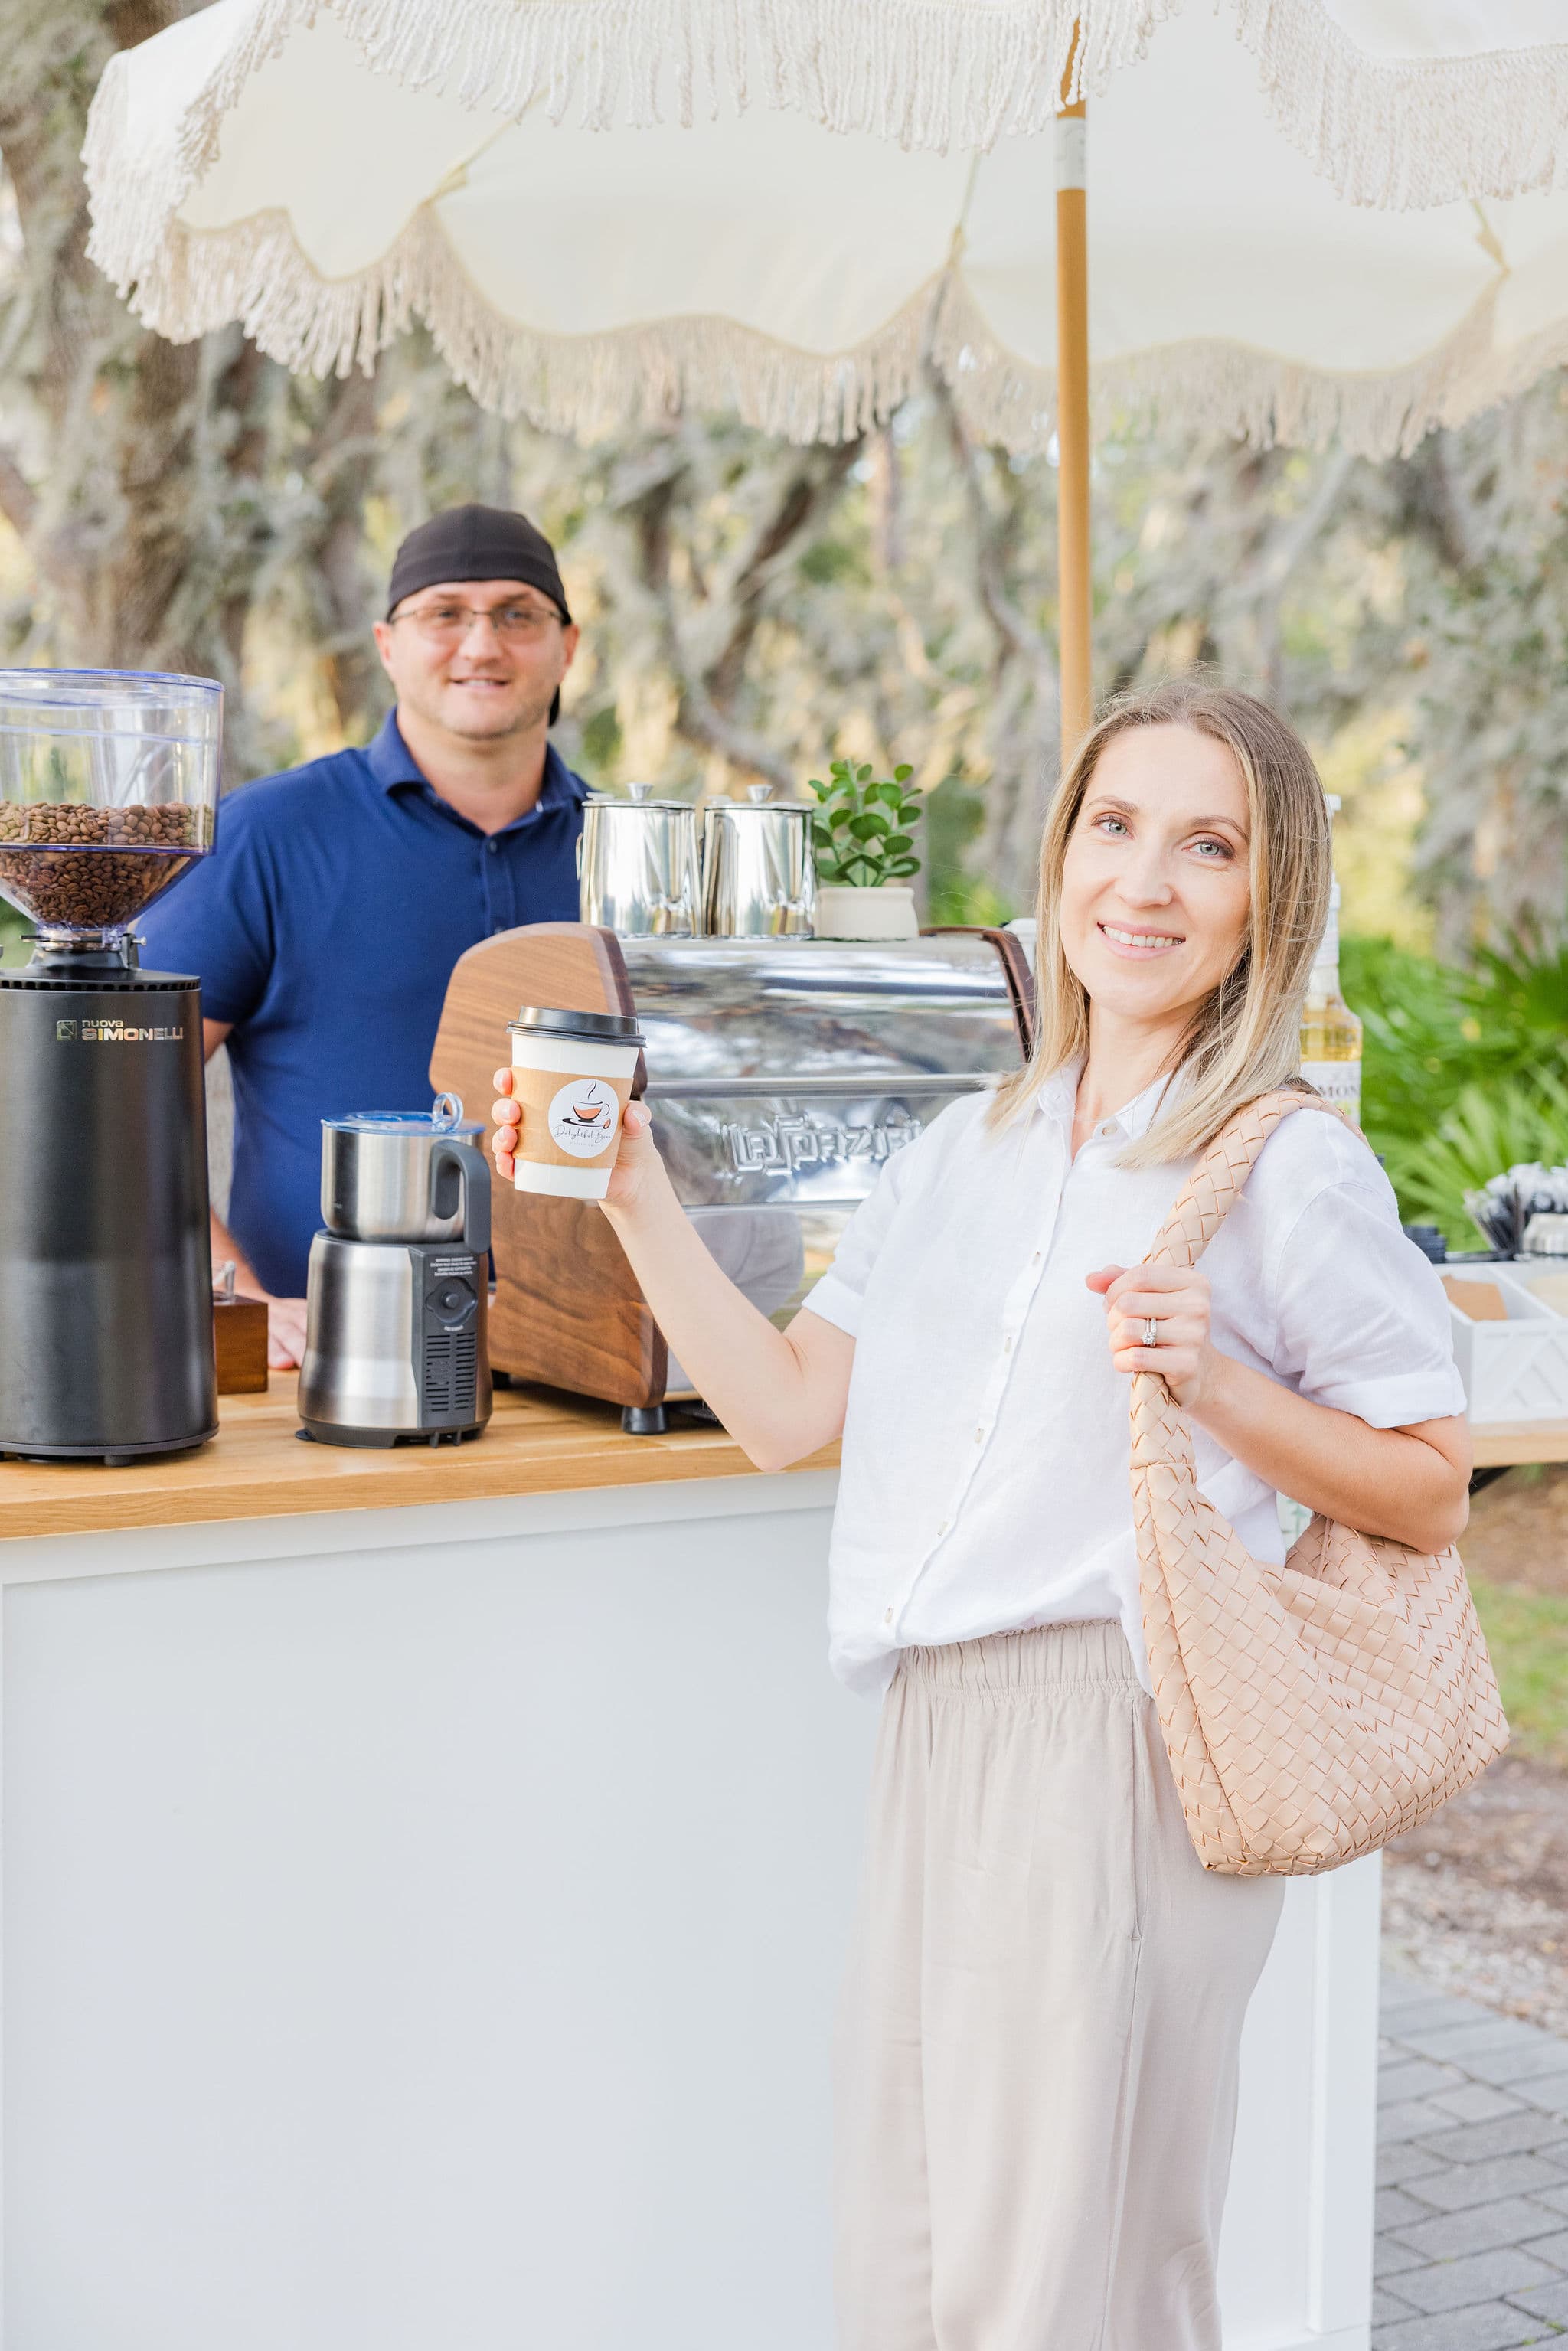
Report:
1469,1419,1568,1469
0,1379,1541,1546
0,1380,838,1545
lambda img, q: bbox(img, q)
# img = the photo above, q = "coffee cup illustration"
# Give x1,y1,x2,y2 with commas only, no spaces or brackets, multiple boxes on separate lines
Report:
556,1081,617,1142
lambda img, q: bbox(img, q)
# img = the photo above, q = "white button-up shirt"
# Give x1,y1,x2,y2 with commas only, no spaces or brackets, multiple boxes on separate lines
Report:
805,1064,1466,1699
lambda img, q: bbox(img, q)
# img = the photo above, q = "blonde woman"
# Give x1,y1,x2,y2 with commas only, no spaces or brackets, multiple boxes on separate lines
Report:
492,679,1470,2350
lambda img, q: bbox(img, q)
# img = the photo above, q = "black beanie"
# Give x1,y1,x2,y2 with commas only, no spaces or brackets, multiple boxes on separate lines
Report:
387,504,571,622
387,505,572,727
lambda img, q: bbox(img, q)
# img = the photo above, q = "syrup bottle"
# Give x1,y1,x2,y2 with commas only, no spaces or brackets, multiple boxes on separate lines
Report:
1300,797,1362,1124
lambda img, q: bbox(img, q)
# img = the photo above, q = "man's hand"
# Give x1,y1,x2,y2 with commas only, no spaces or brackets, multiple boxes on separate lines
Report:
262,1295,309,1371
208,1199,303,1369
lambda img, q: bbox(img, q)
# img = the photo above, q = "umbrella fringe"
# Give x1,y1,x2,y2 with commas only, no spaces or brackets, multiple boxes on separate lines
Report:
85,0,1568,190
930,276,1519,462
95,201,936,446
1233,0,1568,212
91,197,1555,465
420,213,939,442
326,0,1111,149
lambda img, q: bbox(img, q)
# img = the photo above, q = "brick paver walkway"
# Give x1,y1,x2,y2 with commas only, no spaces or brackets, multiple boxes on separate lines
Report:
1376,1971,1568,2346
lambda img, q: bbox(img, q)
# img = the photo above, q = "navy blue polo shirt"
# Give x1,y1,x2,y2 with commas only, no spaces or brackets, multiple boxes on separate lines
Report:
140,713,587,1297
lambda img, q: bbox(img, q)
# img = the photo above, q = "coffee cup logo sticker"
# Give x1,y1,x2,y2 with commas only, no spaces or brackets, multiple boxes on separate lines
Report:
547,1076,622,1159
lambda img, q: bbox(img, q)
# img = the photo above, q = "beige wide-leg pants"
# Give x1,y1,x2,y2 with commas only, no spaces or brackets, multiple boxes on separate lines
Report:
835,1621,1284,2351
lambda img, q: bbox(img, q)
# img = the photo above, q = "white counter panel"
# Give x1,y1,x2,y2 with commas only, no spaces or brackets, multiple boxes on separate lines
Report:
0,1482,1374,2349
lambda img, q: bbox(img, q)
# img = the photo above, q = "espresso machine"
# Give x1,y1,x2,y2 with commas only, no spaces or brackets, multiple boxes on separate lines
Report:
297,1096,493,1447
0,670,222,1461
431,782,1034,1432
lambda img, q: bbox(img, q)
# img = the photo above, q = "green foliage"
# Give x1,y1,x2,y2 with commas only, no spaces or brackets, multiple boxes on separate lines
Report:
1466,936,1568,1069
923,776,991,919
1468,1577,1568,1768
928,874,1019,929
808,759,923,887
1344,930,1568,1242
1340,936,1475,1152
577,701,622,774
1379,1073,1568,1242
0,904,30,970
798,536,867,588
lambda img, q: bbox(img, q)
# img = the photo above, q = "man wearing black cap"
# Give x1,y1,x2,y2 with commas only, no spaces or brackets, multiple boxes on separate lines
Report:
141,504,588,1366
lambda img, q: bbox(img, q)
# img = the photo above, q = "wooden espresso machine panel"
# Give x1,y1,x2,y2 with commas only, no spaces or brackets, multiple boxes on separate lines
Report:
431,922,1034,1422
430,922,662,1409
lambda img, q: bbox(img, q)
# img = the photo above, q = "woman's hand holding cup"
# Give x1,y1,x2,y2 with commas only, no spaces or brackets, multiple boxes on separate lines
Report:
490,1069,660,1215
490,1069,521,1181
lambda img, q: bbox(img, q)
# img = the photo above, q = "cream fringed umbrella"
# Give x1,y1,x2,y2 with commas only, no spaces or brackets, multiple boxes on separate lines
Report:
84,1,1568,755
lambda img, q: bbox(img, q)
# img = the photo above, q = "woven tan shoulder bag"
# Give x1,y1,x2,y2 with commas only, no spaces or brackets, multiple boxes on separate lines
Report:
1130,1085,1508,1878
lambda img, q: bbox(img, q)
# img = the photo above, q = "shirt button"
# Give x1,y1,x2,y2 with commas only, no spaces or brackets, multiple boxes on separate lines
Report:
1004,1336,1014,1353
1032,1250,1042,1265
1099,1122,1116,1138
937,1519,950,1536
884,1607,894,1624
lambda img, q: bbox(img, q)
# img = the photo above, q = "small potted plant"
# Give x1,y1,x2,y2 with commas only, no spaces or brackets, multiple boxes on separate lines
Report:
808,759,923,940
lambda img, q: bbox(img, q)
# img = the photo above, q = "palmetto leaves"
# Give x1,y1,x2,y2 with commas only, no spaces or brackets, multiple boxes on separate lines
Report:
808,758,923,887
1380,1072,1568,1245
1343,932,1568,1246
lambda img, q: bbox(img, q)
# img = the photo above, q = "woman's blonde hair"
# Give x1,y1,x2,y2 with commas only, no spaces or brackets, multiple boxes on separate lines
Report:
989,676,1331,1165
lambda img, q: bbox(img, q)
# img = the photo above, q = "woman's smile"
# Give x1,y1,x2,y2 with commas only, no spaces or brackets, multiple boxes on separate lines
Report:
1097,922,1187,956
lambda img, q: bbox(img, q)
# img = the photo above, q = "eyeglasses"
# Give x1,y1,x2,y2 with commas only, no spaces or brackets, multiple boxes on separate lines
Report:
392,599,562,645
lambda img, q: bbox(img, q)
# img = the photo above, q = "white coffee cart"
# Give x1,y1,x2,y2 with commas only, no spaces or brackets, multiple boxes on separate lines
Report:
0,1384,1377,2350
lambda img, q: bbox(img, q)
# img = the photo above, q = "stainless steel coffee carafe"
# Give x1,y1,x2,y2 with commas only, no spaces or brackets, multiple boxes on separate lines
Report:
578,783,701,936
701,785,815,937
300,1096,492,1448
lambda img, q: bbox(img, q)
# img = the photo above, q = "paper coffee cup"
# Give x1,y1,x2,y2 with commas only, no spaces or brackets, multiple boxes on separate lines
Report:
507,1006,645,1199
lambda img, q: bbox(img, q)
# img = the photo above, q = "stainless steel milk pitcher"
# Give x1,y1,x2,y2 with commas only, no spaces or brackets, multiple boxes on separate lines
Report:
701,785,815,937
320,1095,492,1247
577,782,701,936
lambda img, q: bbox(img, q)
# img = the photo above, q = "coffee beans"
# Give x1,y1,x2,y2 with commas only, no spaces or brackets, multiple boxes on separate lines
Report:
0,799,208,930
0,801,204,847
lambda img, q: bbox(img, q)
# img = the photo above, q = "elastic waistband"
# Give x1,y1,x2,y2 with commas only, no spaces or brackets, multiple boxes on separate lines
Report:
898,1620,1138,1695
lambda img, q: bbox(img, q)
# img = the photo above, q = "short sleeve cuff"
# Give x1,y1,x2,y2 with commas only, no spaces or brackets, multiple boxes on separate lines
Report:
193,988,254,1027
1306,1367,1468,1427
802,1273,864,1338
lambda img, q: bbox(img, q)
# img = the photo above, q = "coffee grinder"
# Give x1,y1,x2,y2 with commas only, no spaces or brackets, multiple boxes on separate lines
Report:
0,670,223,1461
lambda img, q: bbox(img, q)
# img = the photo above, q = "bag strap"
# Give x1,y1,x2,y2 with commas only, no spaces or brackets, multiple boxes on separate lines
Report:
1144,1086,1350,1273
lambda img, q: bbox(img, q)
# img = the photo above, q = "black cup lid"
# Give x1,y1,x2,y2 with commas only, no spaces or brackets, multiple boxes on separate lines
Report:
509,1004,644,1044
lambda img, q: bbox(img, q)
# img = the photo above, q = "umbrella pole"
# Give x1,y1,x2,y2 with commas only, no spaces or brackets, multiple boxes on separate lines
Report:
1055,47,1091,767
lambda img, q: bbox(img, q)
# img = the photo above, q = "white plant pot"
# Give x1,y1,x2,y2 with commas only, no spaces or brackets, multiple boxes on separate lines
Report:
812,883,919,941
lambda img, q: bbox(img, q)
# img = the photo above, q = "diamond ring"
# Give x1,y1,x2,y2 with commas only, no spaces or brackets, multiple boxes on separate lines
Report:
1142,1316,1160,1348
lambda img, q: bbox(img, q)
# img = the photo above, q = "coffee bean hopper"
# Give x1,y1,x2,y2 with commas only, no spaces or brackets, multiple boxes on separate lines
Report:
0,670,221,1461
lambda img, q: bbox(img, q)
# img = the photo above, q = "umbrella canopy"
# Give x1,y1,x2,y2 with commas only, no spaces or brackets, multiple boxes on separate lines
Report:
86,0,1568,464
